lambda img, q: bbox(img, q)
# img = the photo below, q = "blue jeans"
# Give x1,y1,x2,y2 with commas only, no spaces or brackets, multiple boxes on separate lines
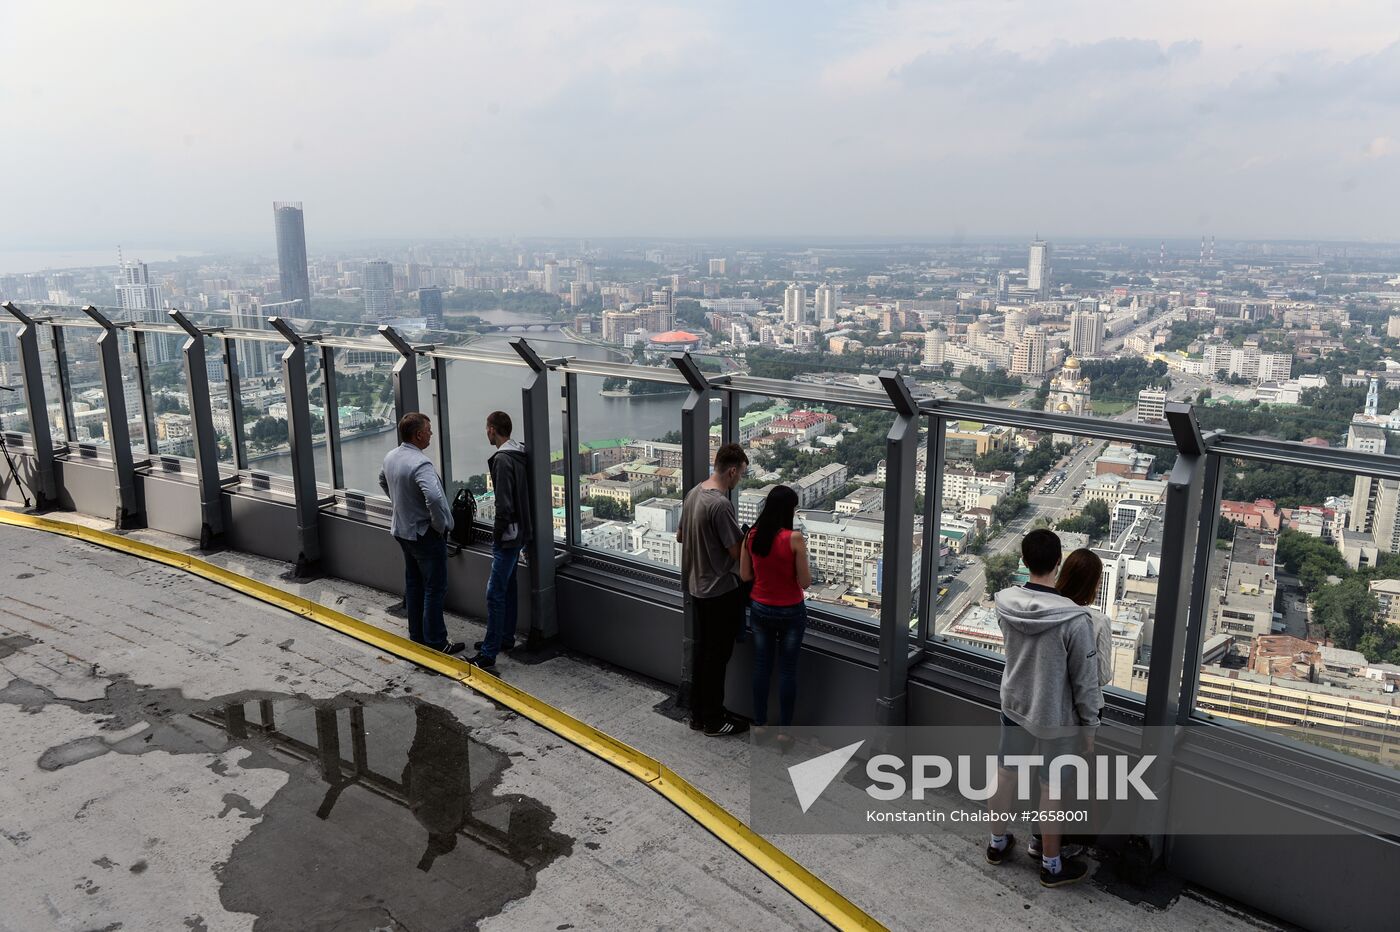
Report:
482,543,523,658
750,600,806,727
398,529,448,649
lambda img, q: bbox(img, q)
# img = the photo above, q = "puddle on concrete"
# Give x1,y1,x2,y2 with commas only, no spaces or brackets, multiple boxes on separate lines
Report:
1,677,573,931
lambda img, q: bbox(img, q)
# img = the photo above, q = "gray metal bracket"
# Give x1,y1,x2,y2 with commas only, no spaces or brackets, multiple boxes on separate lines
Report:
81,307,143,529
270,316,322,576
170,310,226,547
509,338,559,646
1,301,58,506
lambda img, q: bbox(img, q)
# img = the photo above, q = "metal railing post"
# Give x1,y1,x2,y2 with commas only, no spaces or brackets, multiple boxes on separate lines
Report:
877,370,917,726
1136,401,1206,870
378,325,421,427
170,311,226,548
1177,449,1223,725
1,302,58,506
321,345,344,490
918,413,946,643
671,352,717,712
80,307,143,529
432,356,453,492
509,338,558,646
222,338,248,471
269,317,322,576
132,330,160,456
51,325,76,444
561,372,582,548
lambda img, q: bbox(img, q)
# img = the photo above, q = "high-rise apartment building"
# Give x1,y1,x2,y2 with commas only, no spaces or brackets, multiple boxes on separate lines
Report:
1137,389,1167,424
543,261,560,294
1003,309,1027,343
1010,326,1046,377
921,329,946,367
814,283,837,322
117,261,176,364
1028,240,1051,296
783,283,807,324
363,260,394,322
1348,423,1400,554
418,287,444,329
708,258,727,276
1069,309,1105,358
272,202,311,313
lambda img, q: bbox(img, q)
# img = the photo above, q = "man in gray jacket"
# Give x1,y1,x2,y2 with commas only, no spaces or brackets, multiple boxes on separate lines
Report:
984,528,1102,888
379,412,463,655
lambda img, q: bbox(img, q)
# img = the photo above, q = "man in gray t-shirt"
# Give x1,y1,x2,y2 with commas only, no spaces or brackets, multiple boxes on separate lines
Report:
677,443,750,736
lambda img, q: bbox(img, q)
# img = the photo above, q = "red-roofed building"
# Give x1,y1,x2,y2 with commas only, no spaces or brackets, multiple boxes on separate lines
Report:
1220,499,1281,531
770,410,837,442
648,330,703,351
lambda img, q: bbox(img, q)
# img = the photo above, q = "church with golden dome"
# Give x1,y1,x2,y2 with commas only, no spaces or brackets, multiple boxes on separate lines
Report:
1046,356,1092,418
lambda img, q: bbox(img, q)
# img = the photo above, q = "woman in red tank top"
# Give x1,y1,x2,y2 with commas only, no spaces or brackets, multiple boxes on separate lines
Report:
739,485,812,732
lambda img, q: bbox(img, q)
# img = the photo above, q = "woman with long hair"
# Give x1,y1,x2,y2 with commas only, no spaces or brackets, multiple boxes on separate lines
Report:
1055,547,1113,687
739,484,812,734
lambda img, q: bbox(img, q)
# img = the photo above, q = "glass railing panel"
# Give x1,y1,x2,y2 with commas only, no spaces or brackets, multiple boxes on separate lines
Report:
0,321,31,435
1195,455,1400,772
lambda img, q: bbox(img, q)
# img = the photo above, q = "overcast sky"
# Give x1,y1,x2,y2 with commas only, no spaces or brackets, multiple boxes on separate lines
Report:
4,1,1400,248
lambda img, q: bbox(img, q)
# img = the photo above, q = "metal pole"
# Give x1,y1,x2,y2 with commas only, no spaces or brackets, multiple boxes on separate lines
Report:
51,325,76,444
509,338,558,646
1,302,58,506
378,325,421,426
561,372,582,548
432,356,453,492
670,352,717,712
170,311,225,548
132,330,160,457
223,339,248,471
80,307,142,529
877,370,917,726
1135,401,1206,870
1177,450,1223,725
918,414,946,644
321,345,344,490
269,317,322,577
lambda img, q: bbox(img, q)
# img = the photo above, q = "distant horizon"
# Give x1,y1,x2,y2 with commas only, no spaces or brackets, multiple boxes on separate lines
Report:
6,232,1400,276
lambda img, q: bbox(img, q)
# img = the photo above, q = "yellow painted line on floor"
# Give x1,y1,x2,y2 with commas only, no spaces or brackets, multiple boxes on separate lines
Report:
0,509,884,932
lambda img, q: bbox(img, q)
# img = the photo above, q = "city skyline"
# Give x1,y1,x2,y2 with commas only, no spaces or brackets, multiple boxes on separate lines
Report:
4,2,1400,246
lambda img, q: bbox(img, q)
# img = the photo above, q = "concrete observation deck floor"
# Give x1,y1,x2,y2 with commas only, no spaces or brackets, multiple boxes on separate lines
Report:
0,515,1284,931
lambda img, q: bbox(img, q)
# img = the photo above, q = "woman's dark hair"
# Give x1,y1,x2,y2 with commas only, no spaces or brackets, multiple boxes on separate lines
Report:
750,485,799,557
1056,547,1104,607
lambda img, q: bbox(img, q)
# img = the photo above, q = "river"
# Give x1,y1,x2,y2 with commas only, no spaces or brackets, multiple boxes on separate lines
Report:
253,318,716,489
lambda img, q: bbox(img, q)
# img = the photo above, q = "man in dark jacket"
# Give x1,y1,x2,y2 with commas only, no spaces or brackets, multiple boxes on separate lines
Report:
469,410,532,669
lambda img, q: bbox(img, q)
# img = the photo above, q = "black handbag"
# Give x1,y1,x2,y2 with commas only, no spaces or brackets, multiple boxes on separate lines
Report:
450,488,477,546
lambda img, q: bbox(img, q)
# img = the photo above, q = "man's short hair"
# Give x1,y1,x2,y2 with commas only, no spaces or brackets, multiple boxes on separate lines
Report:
487,410,513,438
714,442,749,474
1021,528,1062,575
398,412,430,444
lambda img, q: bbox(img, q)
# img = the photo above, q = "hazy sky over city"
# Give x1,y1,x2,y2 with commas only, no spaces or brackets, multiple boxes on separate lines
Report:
4,0,1400,248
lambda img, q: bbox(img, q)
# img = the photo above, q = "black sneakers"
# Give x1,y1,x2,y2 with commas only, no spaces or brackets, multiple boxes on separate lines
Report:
440,642,466,655
1028,835,1085,859
985,834,1016,865
467,652,496,669
1040,857,1090,888
703,718,749,738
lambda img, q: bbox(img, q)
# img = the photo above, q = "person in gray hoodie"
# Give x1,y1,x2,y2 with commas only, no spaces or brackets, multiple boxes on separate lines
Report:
469,411,533,669
984,528,1103,888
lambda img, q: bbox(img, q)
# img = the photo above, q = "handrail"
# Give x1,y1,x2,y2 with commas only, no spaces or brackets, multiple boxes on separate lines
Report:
11,302,1400,476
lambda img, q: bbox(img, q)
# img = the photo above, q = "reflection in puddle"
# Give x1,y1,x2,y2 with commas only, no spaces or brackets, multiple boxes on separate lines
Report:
4,679,572,931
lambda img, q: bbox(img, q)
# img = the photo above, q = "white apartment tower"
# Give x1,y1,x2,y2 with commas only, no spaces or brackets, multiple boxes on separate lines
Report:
783,283,807,324
1028,240,1051,296
116,260,175,363
814,282,837,322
